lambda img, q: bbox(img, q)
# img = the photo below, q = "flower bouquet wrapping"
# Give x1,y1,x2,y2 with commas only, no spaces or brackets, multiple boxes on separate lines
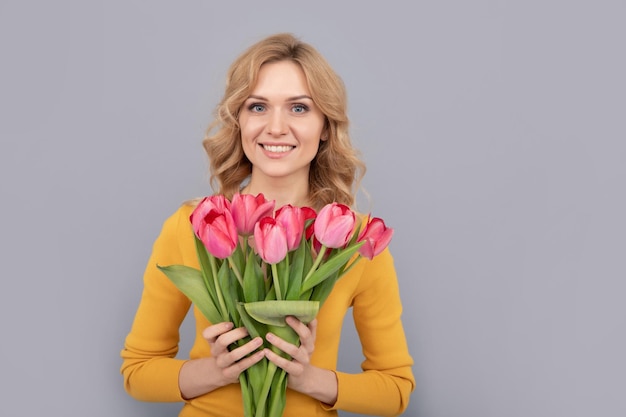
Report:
158,193,393,417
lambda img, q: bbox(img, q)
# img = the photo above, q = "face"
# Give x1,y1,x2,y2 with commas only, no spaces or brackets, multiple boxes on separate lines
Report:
239,60,326,186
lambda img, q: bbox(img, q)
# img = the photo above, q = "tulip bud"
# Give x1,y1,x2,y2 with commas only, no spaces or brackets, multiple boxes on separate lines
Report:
190,195,231,238
231,193,275,236
313,203,356,248
357,217,394,260
197,209,239,259
253,217,288,264
275,204,315,251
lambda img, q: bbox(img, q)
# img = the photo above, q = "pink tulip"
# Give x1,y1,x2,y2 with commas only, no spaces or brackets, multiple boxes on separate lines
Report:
275,205,314,251
190,195,231,238
253,217,288,264
313,203,356,248
190,196,238,259
231,193,275,236
357,217,394,260
196,209,239,259
302,206,317,240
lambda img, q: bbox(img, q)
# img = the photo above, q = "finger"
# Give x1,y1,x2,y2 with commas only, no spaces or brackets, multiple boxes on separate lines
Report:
308,319,318,341
265,332,308,364
202,322,234,343
215,337,263,368
214,327,251,348
285,317,316,353
285,316,310,339
264,348,304,376
222,349,266,380
204,326,249,350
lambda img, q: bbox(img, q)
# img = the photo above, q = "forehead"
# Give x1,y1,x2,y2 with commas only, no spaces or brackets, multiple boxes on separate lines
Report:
251,60,311,97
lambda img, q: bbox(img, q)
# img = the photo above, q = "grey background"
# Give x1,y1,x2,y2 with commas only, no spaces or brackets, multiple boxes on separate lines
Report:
1,1,624,416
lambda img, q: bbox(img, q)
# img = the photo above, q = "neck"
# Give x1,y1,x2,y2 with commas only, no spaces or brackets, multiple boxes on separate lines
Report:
241,177,311,209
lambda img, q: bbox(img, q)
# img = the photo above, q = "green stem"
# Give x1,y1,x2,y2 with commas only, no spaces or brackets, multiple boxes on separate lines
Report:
267,370,287,417
254,361,278,417
239,373,254,417
228,257,244,288
271,263,282,300
242,236,249,257
302,245,328,283
209,256,229,320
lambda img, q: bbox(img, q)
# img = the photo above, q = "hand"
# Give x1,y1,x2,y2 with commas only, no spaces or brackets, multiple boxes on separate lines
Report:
202,322,265,385
179,322,264,399
264,317,316,382
263,317,337,405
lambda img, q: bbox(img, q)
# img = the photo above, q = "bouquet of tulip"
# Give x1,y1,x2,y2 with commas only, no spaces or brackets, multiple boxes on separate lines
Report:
158,193,393,417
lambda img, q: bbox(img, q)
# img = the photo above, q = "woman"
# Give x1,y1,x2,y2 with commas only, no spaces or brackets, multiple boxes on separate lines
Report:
121,33,414,416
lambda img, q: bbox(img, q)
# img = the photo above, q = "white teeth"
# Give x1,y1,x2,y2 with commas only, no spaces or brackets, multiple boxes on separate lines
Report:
263,145,293,153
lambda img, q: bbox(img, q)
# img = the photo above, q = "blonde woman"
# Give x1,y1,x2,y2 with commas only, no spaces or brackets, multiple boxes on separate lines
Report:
121,33,414,416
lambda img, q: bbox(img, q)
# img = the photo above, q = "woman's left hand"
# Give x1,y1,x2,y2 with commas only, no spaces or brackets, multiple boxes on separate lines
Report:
263,317,338,405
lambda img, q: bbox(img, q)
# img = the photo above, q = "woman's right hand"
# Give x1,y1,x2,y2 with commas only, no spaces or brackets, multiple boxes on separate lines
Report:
178,322,265,399
203,322,265,384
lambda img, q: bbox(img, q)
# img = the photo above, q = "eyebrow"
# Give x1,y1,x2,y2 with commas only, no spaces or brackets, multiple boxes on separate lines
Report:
247,94,313,102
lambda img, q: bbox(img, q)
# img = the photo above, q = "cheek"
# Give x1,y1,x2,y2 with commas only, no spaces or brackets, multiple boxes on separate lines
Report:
240,132,256,161
239,118,264,142
294,120,325,142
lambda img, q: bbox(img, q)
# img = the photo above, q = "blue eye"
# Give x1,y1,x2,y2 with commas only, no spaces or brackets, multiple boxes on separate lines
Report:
249,103,265,112
292,104,308,113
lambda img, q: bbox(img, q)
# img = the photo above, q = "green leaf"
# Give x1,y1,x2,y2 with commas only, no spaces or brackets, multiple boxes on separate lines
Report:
276,256,289,300
264,284,276,301
347,220,363,246
218,260,240,326
243,300,319,327
267,369,288,417
243,251,264,303
239,372,254,417
285,237,307,300
253,362,278,417
245,359,268,406
194,235,212,276
300,242,363,294
157,264,222,324
231,242,245,273
193,236,220,308
299,241,315,300
236,303,266,340
309,270,340,307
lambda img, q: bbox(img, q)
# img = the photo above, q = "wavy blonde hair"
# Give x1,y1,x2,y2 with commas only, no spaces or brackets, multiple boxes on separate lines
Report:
202,33,365,209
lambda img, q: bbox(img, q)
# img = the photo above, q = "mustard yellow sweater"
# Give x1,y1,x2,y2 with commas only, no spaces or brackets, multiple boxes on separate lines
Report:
120,204,415,416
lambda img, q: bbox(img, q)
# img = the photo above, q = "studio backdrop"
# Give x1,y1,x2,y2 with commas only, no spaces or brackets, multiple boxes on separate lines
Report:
1,1,624,417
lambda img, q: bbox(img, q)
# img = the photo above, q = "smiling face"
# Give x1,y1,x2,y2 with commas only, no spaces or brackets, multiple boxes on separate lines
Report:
239,60,326,190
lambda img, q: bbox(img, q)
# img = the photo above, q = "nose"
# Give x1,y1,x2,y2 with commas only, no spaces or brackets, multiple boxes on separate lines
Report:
267,110,288,136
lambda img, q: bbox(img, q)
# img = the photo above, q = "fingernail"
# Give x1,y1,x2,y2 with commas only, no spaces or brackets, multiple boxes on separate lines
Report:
266,333,274,341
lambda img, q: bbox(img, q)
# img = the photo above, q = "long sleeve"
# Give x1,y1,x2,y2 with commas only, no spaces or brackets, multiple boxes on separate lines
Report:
325,249,415,416
120,207,194,402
